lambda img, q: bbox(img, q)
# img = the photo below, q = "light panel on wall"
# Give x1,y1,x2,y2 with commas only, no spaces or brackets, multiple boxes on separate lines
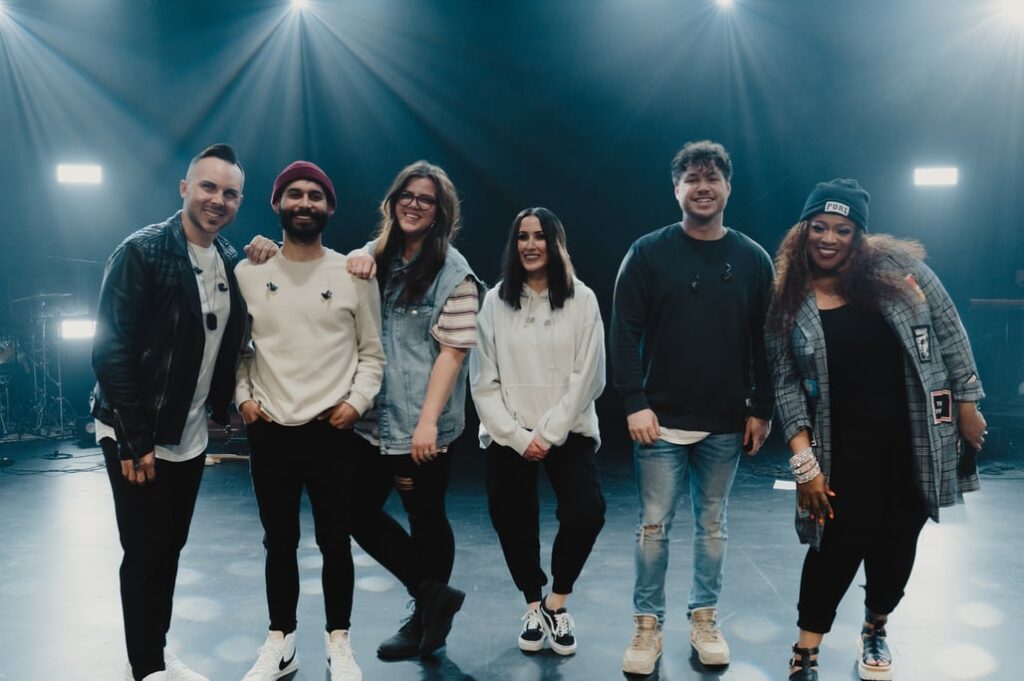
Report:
60,320,96,340
914,167,958,187
57,164,103,184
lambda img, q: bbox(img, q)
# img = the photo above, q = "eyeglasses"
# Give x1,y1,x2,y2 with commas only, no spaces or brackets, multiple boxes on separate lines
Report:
397,191,437,209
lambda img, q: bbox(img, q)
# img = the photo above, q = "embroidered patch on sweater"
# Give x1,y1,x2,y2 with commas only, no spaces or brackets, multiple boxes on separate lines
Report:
912,325,931,362
931,389,952,424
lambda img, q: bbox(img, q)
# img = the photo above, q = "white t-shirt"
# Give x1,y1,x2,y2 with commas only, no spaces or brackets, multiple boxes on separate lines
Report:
96,242,230,462
659,427,710,446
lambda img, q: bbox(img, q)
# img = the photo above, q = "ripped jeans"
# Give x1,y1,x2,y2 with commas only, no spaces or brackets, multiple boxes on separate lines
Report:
632,433,743,622
349,435,455,592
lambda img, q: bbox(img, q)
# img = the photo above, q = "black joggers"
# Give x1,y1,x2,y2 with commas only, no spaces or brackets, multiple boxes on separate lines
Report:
486,433,606,604
797,425,929,634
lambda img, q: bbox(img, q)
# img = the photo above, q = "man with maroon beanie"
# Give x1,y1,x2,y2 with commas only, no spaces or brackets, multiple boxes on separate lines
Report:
235,161,385,681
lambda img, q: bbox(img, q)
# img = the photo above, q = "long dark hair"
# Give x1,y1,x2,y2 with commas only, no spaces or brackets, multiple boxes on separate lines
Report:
498,207,575,310
766,220,926,334
372,161,461,305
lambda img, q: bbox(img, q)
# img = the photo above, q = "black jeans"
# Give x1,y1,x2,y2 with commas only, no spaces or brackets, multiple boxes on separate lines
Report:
348,434,454,594
102,439,205,681
797,424,929,634
247,419,357,633
486,434,606,604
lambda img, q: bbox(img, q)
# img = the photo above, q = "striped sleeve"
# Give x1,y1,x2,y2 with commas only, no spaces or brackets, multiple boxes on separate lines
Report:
431,276,479,349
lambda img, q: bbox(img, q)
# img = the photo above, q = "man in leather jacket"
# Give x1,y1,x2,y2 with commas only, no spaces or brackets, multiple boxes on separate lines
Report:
90,143,249,681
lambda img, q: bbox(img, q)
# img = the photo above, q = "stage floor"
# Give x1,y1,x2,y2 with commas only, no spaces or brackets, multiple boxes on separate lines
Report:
1,428,1021,681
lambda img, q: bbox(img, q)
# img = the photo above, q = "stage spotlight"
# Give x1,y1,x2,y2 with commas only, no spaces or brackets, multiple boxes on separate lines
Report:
57,164,102,184
60,320,96,340
914,166,959,186
997,0,1024,27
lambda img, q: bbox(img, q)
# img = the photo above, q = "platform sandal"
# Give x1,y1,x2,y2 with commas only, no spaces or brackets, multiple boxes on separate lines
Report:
789,643,819,680
857,618,893,681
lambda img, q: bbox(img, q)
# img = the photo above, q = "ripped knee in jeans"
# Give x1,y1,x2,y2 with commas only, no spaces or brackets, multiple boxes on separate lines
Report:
393,475,414,492
638,523,665,547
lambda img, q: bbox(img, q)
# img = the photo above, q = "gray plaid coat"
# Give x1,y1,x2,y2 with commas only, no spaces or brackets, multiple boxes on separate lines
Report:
766,253,984,548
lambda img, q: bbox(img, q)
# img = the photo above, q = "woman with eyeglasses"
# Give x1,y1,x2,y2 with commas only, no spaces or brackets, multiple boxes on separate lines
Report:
765,179,986,681
344,161,484,660
470,207,607,657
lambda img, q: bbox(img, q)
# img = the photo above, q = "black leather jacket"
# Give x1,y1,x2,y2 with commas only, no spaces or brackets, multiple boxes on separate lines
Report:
90,211,247,461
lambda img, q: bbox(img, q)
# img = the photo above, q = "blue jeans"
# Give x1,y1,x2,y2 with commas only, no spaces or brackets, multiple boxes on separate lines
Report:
632,433,743,622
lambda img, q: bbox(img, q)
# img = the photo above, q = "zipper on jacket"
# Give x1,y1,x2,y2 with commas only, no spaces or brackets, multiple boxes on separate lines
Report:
152,305,181,436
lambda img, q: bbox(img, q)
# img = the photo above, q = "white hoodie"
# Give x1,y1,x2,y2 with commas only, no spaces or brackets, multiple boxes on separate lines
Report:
470,279,605,455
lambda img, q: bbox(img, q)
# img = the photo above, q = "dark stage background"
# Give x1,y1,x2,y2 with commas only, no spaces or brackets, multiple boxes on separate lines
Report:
1,0,1022,440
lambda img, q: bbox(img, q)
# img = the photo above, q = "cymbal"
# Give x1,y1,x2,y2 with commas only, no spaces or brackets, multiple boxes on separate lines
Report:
11,293,72,304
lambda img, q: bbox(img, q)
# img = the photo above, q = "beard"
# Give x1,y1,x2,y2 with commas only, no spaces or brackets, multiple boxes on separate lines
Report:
280,207,328,244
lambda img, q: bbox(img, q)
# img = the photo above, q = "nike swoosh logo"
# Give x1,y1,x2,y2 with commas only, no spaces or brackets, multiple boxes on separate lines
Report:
279,651,295,671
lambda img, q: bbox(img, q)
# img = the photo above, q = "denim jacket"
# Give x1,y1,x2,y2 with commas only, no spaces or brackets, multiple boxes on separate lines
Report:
766,254,984,549
356,244,483,454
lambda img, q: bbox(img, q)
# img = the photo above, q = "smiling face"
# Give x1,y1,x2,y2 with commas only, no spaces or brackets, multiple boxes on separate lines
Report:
805,212,856,272
674,162,730,224
516,215,549,280
393,176,438,243
179,156,244,242
275,178,331,244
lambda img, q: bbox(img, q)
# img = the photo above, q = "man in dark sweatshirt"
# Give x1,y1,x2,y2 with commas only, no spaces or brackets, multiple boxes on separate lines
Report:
613,140,774,675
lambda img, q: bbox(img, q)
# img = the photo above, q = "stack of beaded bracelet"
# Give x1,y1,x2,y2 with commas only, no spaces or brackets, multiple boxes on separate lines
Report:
789,447,820,484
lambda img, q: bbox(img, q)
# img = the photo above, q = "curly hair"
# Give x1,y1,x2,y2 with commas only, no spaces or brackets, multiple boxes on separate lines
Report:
766,221,926,334
670,140,732,184
372,161,462,305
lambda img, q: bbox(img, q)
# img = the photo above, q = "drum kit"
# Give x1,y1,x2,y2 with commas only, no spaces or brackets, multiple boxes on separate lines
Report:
1,292,78,439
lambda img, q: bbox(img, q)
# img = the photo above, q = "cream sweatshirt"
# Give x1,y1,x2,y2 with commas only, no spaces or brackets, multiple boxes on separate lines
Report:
470,279,605,455
234,249,385,426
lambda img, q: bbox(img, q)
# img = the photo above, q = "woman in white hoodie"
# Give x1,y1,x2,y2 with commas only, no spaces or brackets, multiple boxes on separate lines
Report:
470,207,607,657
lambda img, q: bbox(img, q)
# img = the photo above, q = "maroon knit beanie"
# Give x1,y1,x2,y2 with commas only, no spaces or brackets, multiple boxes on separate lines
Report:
270,161,336,209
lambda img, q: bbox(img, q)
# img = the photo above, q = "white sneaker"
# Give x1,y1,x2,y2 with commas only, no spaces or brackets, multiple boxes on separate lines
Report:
241,632,298,681
165,651,209,681
325,631,363,681
622,614,662,675
539,599,577,656
690,607,730,665
518,607,546,652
